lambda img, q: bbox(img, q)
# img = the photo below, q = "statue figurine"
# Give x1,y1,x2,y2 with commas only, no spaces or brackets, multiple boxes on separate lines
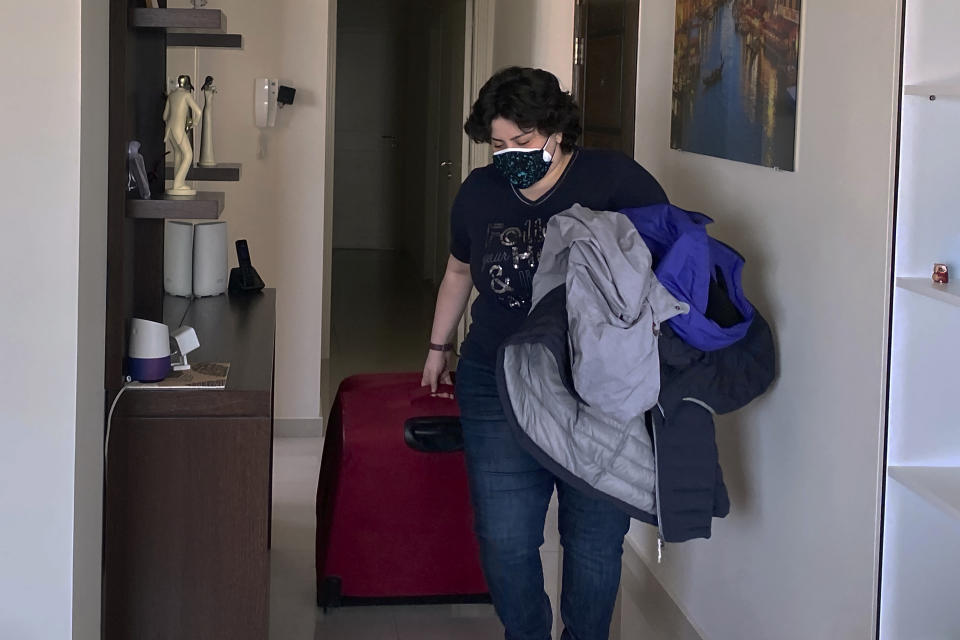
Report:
164,74,203,196
198,76,217,167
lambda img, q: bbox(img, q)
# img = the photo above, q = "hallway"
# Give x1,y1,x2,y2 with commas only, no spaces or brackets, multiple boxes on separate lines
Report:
328,249,437,389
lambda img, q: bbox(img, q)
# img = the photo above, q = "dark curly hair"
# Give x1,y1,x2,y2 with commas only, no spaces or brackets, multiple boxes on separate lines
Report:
464,67,581,153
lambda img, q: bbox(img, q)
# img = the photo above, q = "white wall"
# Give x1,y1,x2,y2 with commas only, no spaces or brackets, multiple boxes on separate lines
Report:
74,0,109,637
274,0,335,425
493,0,574,89
168,0,333,428
625,2,901,639
0,0,108,637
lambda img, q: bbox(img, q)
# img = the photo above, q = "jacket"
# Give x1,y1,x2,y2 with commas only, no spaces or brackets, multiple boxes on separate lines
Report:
498,205,687,523
531,205,689,423
497,205,776,543
652,312,775,542
621,203,755,352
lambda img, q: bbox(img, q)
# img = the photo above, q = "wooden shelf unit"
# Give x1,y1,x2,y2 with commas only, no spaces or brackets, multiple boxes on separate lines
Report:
126,191,224,219
106,2,242,381
130,8,225,32
165,162,241,182
167,32,242,48
106,4,264,636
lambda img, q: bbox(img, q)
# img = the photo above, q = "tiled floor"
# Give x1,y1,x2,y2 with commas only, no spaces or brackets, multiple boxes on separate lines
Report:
270,249,562,639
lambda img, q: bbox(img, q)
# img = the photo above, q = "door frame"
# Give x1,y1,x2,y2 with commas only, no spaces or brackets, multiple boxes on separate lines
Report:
424,20,444,284
572,0,641,155
458,0,496,346
319,0,495,415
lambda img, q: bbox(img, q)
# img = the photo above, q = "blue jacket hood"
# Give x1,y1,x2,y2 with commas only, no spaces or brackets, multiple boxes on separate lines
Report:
621,203,754,351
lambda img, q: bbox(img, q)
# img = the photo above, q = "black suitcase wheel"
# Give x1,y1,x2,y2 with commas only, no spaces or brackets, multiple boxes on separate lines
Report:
318,576,342,612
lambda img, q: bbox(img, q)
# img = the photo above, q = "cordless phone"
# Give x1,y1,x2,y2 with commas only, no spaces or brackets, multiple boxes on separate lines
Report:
228,239,266,293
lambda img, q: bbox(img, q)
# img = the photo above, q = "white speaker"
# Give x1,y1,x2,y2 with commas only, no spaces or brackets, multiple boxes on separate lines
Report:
193,221,228,297
164,221,194,297
127,318,170,382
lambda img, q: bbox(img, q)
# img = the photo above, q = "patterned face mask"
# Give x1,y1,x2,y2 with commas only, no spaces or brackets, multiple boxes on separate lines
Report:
492,136,555,189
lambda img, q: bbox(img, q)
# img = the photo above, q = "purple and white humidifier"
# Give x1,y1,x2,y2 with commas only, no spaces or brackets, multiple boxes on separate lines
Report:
127,318,171,382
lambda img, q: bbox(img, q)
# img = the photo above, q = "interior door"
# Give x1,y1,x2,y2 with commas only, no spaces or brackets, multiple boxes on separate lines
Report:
333,0,406,250
430,0,469,287
573,0,640,154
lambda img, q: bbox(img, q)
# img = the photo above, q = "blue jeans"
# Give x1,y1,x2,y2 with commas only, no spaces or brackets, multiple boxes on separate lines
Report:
456,358,631,640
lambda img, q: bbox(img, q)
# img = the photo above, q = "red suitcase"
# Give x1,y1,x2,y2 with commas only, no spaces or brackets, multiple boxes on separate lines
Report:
315,373,489,608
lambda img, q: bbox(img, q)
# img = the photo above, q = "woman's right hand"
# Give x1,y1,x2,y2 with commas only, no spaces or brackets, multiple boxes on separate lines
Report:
422,255,472,394
421,349,453,393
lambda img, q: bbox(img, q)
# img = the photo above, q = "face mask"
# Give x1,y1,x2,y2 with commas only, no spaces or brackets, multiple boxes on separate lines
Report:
493,136,555,189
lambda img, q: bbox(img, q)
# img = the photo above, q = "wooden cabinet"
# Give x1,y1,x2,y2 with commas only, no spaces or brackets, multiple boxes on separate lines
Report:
104,291,275,640
104,3,264,636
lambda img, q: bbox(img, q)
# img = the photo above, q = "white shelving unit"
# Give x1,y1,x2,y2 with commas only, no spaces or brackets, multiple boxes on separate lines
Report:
895,277,960,307
903,83,960,99
888,466,960,521
882,476,960,639
881,1,960,638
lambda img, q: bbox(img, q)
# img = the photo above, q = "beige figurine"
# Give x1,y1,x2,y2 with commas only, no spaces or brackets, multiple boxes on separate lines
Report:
164,75,203,196
198,76,217,167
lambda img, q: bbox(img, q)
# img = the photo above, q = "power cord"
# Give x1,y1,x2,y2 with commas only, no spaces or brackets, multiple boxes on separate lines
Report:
104,381,132,477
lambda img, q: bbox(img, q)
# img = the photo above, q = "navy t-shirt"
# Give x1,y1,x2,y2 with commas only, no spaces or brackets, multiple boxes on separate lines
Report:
450,147,668,365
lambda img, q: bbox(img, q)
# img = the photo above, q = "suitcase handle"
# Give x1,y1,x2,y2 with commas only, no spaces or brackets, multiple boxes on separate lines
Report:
403,417,464,453
410,383,457,405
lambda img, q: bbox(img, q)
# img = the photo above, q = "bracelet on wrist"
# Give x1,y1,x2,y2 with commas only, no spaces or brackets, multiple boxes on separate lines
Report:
429,342,454,352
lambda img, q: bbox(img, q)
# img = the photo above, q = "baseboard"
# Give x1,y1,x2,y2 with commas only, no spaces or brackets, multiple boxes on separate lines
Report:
275,417,323,438
616,536,705,640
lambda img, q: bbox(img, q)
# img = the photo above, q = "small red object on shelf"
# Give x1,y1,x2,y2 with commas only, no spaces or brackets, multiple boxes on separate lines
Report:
933,263,949,284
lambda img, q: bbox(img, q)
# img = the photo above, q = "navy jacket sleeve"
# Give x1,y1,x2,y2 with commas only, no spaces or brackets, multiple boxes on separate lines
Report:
608,153,669,209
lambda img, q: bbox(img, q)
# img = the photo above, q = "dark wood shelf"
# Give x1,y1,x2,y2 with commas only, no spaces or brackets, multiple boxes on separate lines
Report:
167,33,242,48
127,191,224,219
166,163,241,182
130,8,226,32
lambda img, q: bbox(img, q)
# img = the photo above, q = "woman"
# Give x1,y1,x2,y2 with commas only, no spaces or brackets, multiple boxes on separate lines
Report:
421,66,668,640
